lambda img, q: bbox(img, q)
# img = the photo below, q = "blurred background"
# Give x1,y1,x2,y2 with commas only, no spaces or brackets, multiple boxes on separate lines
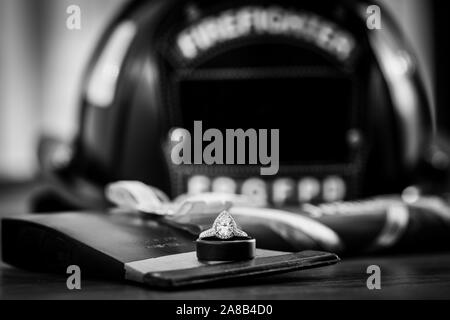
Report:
0,0,446,198
0,0,125,182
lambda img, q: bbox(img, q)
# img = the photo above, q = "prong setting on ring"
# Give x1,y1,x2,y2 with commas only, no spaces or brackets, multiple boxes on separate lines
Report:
198,210,248,240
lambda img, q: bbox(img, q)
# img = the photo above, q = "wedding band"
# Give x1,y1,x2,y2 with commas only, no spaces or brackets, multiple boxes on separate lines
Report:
198,210,248,240
196,237,256,261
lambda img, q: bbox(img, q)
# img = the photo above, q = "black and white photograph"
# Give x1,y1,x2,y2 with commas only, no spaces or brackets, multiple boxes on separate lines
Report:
1,0,450,307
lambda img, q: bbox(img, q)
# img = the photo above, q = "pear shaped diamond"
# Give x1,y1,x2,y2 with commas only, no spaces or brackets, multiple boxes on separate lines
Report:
198,210,249,240
213,210,236,239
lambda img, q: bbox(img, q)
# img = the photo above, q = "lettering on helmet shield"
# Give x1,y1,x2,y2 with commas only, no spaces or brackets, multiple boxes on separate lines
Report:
176,6,356,61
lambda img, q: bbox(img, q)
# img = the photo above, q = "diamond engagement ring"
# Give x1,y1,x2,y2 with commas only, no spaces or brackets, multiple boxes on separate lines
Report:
198,210,248,240
196,210,255,261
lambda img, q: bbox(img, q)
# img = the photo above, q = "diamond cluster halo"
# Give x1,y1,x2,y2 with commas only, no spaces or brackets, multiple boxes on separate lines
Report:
198,210,248,240
214,211,237,239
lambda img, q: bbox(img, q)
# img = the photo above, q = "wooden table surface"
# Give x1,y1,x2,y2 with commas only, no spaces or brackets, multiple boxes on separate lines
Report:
1,182,450,300
2,252,450,300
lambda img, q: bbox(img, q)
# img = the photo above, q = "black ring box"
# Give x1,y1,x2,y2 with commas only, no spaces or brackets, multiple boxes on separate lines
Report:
196,236,256,261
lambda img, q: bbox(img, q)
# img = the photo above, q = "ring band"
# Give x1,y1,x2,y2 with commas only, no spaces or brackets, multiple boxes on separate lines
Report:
196,237,256,261
198,228,248,239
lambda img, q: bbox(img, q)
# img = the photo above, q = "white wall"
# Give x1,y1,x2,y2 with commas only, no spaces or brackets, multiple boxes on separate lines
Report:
0,0,40,180
0,0,126,180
